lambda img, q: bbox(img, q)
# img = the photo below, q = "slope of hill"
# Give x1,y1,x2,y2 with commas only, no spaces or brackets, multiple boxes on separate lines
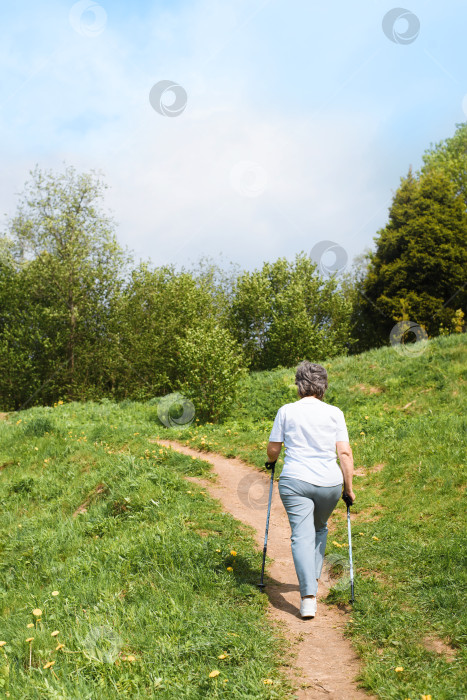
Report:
0,406,293,697
167,332,467,699
1,333,465,698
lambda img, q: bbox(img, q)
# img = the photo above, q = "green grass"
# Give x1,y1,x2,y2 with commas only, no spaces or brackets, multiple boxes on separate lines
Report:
158,333,467,700
1,333,466,699
0,403,293,698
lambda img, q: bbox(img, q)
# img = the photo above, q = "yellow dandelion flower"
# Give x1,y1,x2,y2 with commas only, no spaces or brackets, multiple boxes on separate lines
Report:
421,696,432,700
394,666,404,672
226,566,233,572
230,550,237,556
332,541,343,548
187,491,192,494
126,655,136,662
359,532,365,536
360,431,365,436
26,637,34,643
215,549,221,553
51,591,59,596
51,631,59,637
372,536,380,541
27,623,34,629
263,678,273,684
223,679,228,683
43,661,55,669
364,416,369,420
34,447,39,451
56,643,65,650
0,641,6,647
209,670,220,678
218,654,227,659
32,609,42,617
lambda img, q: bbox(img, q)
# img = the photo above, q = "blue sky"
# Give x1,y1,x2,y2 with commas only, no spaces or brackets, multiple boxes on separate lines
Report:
1,0,466,272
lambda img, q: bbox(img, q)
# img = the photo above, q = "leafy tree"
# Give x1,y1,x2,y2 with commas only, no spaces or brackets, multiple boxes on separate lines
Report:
229,253,352,370
186,254,242,326
422,122,467,206
0,246,28,409
0,235,57,410
355,167,467,349
3,165,128,404
113,263,222,400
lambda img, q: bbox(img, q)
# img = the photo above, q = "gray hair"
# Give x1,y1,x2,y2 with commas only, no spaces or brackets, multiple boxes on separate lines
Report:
295,361,328,399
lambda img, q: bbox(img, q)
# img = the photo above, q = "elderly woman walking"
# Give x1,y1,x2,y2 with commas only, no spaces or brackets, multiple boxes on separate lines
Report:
267,361,355,618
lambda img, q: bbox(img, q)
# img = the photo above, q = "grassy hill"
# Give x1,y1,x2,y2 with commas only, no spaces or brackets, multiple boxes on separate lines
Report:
0,407,293,697
161,332,467,699
0,332,465,698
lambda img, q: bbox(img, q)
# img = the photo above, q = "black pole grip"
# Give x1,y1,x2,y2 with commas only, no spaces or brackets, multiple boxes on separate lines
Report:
265,460,276,470
342,492,353,507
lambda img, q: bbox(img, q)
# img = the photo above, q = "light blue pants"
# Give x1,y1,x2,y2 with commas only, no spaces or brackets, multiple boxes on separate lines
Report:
278,476,342,597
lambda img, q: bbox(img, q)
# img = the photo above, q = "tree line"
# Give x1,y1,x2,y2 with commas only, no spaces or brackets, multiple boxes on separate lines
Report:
1,124,466,418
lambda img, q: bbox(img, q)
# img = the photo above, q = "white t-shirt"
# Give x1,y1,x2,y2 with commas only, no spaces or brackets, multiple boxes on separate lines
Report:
268,397,349,487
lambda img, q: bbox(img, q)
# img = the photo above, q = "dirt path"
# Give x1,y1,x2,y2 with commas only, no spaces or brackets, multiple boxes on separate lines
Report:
155,439,373,700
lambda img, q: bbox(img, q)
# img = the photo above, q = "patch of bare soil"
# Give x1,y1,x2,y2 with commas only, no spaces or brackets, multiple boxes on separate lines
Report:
0,413,9,420
351,385,383,395
423,636,456,662
351,463,385,478
156,439,374,700
356,505,384,523
369,463,386,473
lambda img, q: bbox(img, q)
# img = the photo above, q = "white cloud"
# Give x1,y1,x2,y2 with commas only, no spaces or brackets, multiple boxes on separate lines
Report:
0,0,428,272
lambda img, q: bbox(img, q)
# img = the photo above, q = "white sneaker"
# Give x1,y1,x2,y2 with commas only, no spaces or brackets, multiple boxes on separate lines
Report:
300,596,317,618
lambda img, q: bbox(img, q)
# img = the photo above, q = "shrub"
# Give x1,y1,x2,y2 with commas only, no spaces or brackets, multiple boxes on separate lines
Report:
176,324,247,423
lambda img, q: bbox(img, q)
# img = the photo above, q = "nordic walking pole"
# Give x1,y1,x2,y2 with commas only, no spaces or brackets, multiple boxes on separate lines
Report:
342,492,355,603
258,460,276,589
